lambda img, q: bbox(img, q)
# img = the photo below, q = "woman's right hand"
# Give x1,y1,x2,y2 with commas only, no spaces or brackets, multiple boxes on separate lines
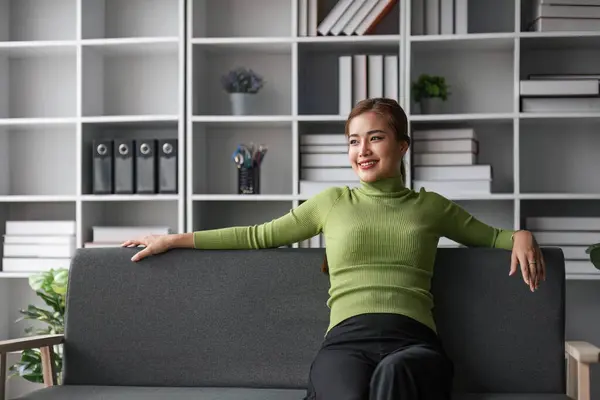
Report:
122,234,175,262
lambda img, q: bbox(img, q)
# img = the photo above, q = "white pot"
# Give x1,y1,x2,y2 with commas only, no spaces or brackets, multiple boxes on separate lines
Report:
229,93,254,115
420,97,444,115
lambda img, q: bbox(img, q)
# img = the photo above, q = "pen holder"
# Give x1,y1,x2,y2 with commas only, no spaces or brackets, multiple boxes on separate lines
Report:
238,166,260,194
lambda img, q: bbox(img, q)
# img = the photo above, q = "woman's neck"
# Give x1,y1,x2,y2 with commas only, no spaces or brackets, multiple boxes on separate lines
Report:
358,174,407,197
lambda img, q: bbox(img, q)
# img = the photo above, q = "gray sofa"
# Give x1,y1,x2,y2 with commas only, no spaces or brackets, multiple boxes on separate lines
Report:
1,246,598,399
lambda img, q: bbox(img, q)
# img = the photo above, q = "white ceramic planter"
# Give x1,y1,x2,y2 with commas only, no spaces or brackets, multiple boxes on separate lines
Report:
229,93,254,115
420,97,444,114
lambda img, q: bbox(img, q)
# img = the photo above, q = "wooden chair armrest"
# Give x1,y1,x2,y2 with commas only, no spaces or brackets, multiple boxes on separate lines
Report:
565,340,600,400
0,334,64,354
0,334,64,400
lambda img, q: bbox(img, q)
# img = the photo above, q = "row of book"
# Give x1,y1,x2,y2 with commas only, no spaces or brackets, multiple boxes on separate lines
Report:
525,216,600,276
411,128,492,196
2,220,75,273
1,221,171,273
528,0,600,32
297,127,492,197
299,0,397,36
412,0,468,35
298,132,357,196
338,54,398,116
520,75,600,113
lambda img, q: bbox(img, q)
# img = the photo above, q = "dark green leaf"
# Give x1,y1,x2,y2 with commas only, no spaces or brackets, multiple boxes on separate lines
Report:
590,246,600,269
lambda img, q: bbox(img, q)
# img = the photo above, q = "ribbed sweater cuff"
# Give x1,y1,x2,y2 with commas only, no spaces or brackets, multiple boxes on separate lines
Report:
496,229,516,250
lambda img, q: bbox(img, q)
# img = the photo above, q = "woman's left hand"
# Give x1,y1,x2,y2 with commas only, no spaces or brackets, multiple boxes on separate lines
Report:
509,230,545,292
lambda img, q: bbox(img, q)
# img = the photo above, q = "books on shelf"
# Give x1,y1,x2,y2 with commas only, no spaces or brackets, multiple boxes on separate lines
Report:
298,127,493,197
299,132,359,196
411,128,492,196
525,216,600,275
520,75,600,112
298,0,318,36
84,226,172,248
299,0,397,37
2,220,76,273
412,0,468,35
339,54,398,115
529,0,600,32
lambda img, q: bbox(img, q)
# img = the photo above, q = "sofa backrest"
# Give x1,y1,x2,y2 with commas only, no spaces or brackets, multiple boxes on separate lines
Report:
62,246,565,394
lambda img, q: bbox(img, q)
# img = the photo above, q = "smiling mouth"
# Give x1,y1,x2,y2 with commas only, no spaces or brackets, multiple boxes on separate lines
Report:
358,160,378,169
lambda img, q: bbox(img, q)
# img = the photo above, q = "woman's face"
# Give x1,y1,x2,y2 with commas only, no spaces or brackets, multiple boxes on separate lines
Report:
347,111,408,182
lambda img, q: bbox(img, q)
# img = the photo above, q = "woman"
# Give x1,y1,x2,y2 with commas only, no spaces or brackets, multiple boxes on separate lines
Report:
122,98,545,400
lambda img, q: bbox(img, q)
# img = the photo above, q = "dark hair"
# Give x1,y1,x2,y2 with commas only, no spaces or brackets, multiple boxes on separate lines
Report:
321,98,410,275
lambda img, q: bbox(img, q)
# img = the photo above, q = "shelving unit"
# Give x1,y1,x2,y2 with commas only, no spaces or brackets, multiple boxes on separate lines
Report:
0,1,186,397
2,0,600,396
185,0,600,282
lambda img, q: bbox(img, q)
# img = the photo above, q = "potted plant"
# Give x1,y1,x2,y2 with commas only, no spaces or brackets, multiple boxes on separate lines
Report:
411,74,450,114
587,243,600,269
9,268,68,384
221,67,265,116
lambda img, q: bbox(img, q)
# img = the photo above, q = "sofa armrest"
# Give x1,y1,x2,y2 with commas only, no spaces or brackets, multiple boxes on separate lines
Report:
0,334,63,354
566,340,600,400
0,334,64,400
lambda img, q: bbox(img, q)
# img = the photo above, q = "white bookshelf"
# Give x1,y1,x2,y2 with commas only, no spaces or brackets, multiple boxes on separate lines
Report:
2,0,600,395
184,0,600,282
0,1,186,396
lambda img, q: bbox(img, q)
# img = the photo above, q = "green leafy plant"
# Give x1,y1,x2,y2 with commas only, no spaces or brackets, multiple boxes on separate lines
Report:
586,243,600,269
9,269,68,384
411,74,450,103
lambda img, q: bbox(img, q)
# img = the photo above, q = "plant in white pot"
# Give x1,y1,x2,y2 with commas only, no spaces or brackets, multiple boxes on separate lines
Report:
221,67,265,116
412,74,450,115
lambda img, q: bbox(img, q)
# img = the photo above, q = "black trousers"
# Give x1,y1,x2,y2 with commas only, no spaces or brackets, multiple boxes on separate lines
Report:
304,313,454,400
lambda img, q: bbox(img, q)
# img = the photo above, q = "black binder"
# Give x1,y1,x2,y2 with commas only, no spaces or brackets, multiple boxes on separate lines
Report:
158,139,178,194
92,140,113,194
114,139,135,194
136,139,157,194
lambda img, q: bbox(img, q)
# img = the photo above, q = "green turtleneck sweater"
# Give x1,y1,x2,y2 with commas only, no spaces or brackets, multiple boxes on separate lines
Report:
193,177,515,333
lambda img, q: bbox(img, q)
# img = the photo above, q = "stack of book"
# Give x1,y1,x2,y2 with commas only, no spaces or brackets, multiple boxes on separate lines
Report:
338,53,398,115
526,216,600,276
528,0,600,32
299,133,359,196
2,220,76,273
298,0,397,36
520,75,600,113
412,127,492,196
412,0,468,35
83,226,172,248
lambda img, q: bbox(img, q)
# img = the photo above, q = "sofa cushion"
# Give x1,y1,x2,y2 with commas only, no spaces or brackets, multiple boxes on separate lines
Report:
13,386,308,400
14,386,570,400
454,395,569,400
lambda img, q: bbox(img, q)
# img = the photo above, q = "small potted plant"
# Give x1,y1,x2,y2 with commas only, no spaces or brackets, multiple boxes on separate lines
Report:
412,74,450,114
221,67,265,115
586,243,600,269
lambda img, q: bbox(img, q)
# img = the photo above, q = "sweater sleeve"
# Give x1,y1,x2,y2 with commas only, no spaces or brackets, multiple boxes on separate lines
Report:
427,191,515,250
193,187,345,249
